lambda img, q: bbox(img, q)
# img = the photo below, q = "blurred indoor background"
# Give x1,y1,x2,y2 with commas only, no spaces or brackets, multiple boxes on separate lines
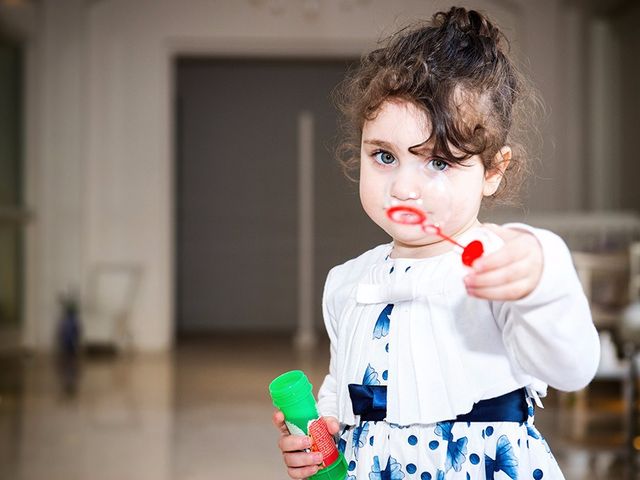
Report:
0,0,639,479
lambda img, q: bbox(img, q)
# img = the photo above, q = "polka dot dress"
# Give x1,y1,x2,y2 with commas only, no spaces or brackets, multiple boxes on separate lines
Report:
337,257,565,480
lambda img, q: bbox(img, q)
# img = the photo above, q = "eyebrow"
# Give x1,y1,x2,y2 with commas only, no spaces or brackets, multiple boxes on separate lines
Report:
362,139,397,150
363,138,432,154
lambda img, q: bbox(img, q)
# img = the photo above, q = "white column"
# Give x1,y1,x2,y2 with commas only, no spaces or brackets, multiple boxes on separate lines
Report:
558,1,588,210
295,110,316,349
588,18,621,210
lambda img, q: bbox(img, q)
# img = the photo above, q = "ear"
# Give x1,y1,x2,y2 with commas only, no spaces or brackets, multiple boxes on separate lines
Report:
483,146,511,197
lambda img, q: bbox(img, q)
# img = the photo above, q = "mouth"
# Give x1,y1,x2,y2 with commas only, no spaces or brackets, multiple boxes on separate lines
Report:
386,205,427,226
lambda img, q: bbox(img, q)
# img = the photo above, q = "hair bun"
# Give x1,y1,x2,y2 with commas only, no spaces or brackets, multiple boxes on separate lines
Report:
435,7,501,44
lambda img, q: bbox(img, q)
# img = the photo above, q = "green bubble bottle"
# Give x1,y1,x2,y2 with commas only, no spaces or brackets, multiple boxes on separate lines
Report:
269,370,348,480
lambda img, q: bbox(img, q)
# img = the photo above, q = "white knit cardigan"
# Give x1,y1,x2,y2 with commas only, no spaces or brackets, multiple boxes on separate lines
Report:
316,224,600,426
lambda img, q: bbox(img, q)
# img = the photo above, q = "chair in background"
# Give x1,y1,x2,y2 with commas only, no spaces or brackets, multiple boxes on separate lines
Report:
630,242,640,302
82,263,143,353
567,249,631,440
572,250,630,332
620,241,640,470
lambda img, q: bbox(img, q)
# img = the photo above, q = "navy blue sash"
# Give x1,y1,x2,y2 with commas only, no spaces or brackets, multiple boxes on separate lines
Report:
348,384,388,421
348,384,528,423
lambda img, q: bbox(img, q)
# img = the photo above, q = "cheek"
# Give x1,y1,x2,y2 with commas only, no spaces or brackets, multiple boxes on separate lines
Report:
358,164,373,200
358,167,385,218
451,175,485,214
359,175,375,213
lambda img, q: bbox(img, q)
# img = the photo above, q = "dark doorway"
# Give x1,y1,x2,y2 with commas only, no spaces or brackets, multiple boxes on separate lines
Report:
174,58,387,337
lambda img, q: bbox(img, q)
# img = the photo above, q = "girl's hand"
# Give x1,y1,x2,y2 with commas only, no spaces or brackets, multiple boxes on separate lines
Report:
272,409,340,479
464,224,543,301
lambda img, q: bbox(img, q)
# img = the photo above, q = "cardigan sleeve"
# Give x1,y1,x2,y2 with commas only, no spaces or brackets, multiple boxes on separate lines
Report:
492,224,601,392
317,267,339,418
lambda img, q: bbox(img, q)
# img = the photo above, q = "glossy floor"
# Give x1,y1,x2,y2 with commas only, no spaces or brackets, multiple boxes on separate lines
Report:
0,334,635,479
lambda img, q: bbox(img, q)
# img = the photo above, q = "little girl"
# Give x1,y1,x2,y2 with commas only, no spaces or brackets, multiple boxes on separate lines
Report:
273,6,600,480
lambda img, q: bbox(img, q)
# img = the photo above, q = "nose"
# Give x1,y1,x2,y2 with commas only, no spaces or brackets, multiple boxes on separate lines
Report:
388,166,422,202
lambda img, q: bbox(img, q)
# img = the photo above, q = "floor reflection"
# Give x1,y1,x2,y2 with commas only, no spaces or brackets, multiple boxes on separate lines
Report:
0,334,635,479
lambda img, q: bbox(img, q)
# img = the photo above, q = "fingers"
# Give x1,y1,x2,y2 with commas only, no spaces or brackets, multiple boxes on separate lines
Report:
278,432,312,452
466,277,535,301
324,416,340,435
471,248,521,274
465,257,531,289
283,451,324,477
272,410,289,436
278,433,323,479
285,462,321,479
472,231,530,273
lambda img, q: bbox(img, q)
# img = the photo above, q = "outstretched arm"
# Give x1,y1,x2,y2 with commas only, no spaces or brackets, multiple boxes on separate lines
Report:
465,223,600,391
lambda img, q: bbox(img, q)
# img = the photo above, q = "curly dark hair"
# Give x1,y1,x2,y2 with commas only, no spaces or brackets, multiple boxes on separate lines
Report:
334,6,539,204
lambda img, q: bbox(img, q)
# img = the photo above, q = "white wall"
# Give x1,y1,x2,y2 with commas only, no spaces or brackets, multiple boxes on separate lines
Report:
10,0,605,351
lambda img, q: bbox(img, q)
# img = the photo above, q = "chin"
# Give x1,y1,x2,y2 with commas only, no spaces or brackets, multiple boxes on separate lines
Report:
385,226,438,246
399,237,441,247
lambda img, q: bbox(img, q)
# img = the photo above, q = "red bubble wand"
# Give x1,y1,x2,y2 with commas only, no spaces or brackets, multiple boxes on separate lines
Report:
386,205,484,266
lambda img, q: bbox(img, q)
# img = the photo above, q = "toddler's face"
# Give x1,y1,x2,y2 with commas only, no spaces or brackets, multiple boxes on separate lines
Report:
359,99,496,254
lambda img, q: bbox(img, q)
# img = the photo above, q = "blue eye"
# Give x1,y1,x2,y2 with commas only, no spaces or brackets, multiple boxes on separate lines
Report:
374,151,396,165
428,158,449,172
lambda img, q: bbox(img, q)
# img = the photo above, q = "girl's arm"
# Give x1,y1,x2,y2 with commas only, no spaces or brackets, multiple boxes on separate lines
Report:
317,267,339,418
465,224,600,391
271,267,342,479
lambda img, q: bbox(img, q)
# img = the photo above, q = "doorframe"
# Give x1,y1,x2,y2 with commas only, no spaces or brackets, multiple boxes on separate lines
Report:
0,35,30,353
